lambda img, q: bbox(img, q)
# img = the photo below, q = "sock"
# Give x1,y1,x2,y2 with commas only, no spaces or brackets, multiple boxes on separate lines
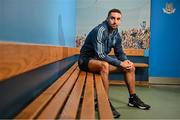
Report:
130,94,136,98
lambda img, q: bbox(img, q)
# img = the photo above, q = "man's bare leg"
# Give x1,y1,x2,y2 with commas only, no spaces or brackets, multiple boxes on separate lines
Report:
88,59,110,95
110,64,151,110
124,66,136,94
88,59,121,118
88,59,136,95
109,64,136,94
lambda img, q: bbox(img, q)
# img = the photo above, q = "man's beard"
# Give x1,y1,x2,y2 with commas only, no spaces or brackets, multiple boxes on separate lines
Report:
111,24,118,29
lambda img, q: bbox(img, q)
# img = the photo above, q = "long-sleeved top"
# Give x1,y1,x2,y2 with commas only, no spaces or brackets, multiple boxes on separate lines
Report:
80,20,128,67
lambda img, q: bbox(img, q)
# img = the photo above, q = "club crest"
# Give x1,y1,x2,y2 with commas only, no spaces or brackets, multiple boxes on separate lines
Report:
163,2,176,14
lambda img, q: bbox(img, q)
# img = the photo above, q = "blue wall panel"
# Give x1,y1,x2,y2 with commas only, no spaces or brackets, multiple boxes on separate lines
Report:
0,1,3,35
0,0,76,47
150,0,180,77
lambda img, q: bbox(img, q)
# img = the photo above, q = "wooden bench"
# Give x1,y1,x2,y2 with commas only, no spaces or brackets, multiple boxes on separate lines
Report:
0,42,148,118
109,49,149,86
109,49,148,68
15,62,113,119
0,42,113,118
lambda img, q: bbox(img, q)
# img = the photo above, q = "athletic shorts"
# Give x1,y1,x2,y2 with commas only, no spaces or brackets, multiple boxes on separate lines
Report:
78,55,91,72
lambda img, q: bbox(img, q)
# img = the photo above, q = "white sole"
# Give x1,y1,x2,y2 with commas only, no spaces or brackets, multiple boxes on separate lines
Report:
128,103,149,110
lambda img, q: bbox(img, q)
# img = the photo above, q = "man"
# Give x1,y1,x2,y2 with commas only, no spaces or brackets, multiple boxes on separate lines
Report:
78,8,150,118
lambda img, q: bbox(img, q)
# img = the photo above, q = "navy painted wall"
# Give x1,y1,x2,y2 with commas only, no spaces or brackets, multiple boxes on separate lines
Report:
0,0,76,47
150,0,180,77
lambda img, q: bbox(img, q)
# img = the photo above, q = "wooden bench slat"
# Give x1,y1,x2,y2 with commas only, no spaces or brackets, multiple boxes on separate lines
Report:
109,48,145,56
60,71,86,119
43,63,78,94
80,72,95,119
15,94,53,119
134,63,148,67
95,74,113,119
15,62,78,119
37,67,80,119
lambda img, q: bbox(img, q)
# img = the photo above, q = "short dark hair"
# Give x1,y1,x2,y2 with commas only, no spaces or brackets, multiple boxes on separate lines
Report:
108,8,122,17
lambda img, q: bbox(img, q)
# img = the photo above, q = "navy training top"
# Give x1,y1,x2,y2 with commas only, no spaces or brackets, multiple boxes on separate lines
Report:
80,20,128,67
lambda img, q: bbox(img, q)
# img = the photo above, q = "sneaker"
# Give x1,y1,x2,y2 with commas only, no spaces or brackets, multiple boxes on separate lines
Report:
95,102,98,111
95,99,120,118
109,101,121,118
94,98,98,111
128,95,151,110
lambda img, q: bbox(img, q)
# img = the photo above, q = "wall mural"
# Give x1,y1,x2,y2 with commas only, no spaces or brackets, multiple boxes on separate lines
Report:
76,0,151,55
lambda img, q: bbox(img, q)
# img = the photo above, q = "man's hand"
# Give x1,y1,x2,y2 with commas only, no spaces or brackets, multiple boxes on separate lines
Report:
120,60,134,70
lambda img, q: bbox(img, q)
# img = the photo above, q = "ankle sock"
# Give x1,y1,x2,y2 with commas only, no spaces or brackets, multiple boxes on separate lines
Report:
130,94,136,98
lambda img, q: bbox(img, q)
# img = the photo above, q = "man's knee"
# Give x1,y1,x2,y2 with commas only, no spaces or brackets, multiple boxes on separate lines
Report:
100,61,109,73
130,65,135,72
124,65,135,73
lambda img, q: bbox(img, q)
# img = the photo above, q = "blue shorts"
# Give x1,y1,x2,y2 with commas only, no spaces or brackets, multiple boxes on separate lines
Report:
78,55,91,72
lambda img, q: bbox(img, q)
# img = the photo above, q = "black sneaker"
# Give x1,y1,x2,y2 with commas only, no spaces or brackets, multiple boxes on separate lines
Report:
128,95,151,110
95,102,98,111
95,100,120,118
95,98,98,111
109,101,121,118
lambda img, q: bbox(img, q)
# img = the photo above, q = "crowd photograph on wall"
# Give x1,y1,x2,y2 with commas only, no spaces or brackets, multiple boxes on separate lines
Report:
76,0,150,50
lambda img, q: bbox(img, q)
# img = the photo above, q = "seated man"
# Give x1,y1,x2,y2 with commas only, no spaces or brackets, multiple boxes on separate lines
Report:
78,8,151,118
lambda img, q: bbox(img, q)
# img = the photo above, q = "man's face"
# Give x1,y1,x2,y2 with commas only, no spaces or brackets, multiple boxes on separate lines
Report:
107,12,122,30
